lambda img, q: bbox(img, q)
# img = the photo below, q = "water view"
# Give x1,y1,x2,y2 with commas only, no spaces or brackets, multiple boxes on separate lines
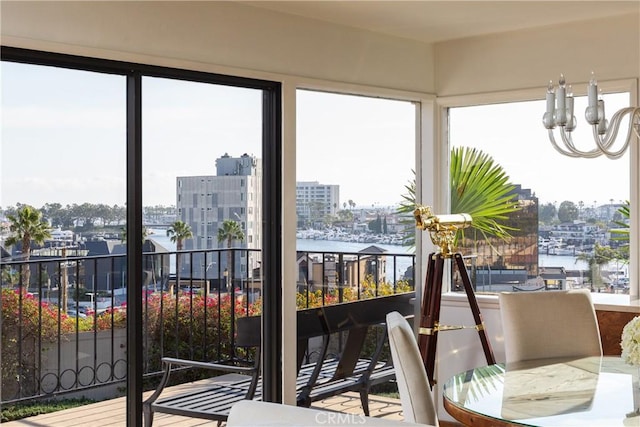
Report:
149,228,626,287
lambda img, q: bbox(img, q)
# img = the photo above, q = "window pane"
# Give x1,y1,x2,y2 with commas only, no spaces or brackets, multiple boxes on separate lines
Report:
2,62,126,210
449,93,631,294
296,90,417,299
1,61,126,292
142,77,263,291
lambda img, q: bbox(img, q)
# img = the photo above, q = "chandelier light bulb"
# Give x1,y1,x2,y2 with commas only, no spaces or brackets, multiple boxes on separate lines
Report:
543,81,556,129
556,74,567,125
566,85,576,132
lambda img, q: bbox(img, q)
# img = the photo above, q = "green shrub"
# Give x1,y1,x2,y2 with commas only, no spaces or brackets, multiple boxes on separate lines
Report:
1,398,95,422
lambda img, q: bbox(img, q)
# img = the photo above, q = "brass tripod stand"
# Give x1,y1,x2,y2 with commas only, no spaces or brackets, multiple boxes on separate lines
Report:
414,206,496,386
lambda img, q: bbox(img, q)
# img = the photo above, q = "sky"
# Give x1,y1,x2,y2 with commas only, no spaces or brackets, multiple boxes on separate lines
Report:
450,92,631,207
1,61,631,211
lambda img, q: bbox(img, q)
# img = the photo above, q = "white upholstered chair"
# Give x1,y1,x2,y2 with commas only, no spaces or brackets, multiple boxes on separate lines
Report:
499,289,602,363
386,311,439,427
226,400,433,426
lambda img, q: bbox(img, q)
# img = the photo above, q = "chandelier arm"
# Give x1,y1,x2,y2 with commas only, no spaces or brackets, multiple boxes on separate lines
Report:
548,130,585,158
557,128,604,158
594,108,638,159
544,73,640,160
602,108,637,147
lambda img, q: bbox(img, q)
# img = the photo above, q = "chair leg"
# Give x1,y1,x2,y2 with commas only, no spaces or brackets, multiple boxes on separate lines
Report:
143,404,153,427
360,388,370,416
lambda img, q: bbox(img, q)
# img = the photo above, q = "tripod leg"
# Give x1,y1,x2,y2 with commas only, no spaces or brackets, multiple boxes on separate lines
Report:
454,253,496,365
418,252,436,366
418,253,444,386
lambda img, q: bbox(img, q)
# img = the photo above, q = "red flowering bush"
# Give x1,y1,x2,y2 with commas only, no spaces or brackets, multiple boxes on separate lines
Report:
1,288,128,399
143,292,260,372
2,275,411,399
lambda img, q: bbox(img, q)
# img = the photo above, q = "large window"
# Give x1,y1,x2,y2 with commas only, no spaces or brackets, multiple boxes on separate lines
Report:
1,48,281,417
142,76,263,284
448,91,632,296
295,89,417,291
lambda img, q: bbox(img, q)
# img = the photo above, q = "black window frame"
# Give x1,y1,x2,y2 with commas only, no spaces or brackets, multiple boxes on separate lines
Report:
1,46,283,426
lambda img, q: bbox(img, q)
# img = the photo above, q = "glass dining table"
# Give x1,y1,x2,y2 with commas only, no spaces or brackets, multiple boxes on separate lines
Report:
443,356,640,427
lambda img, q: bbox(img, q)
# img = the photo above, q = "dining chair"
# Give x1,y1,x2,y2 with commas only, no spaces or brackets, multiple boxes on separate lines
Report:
499,289,602,363
227,400,434,426
386,311,439,427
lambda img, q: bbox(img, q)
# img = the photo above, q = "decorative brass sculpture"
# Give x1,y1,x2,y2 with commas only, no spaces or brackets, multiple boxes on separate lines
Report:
413,205,472,257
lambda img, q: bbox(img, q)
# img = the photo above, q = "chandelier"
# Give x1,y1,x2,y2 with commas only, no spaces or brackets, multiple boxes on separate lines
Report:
542,73,640,159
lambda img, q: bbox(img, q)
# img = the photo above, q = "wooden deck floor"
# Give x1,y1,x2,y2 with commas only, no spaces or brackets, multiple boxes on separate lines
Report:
2,380,404,427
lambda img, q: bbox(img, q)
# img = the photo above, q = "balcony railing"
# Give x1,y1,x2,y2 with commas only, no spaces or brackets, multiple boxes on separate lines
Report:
0,247,415,405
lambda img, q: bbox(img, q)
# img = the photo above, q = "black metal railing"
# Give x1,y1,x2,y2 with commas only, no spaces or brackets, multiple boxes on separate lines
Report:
0,247,415,405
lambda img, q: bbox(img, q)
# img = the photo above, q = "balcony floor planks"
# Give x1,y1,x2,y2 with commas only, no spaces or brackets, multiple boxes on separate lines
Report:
1,379,404,427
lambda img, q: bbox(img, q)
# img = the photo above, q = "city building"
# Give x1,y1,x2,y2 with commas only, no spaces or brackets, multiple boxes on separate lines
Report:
177,153,262,279
296,181,340,228
461,185,540,280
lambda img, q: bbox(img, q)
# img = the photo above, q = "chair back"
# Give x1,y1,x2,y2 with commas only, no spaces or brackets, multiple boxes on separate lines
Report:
499,289,602,363
386,311,439,426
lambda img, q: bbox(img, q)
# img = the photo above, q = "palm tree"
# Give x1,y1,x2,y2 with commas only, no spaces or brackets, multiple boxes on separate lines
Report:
217,219,245,292
611,200,630,240
397,147,520,249
167,220,193,294
1,268,20,287
120,226,149,244
576,243,619,290
5,205,52,287
166,220,193,250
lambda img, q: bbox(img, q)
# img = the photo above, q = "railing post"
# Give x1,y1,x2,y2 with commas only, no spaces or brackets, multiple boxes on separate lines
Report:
230,249,236,359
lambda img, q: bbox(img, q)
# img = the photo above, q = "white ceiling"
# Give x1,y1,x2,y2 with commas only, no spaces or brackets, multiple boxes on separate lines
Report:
243,1,639,44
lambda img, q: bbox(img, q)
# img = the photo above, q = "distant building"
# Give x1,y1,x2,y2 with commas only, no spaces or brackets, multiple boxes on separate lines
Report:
461,184,539,280
296,245,388,292
542,220,605,252
296,181,340,228
176,153,262,279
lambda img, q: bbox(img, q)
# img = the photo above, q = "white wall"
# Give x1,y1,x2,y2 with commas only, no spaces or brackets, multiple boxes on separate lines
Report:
435,13,639,96
436,295,504,422
0,1,435,93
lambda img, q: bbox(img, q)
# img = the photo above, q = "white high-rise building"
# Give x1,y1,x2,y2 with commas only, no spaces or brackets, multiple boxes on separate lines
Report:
177,153,261,280
296,181,340,227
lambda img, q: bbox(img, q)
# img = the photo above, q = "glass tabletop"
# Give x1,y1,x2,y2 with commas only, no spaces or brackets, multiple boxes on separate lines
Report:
443,356,640,427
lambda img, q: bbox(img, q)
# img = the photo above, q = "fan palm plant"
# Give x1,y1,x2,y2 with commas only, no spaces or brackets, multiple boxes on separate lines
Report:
450,146,520,245
398,147,520,249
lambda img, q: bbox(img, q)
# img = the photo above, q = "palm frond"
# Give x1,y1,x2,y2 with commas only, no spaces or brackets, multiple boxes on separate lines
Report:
450,147,520,243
